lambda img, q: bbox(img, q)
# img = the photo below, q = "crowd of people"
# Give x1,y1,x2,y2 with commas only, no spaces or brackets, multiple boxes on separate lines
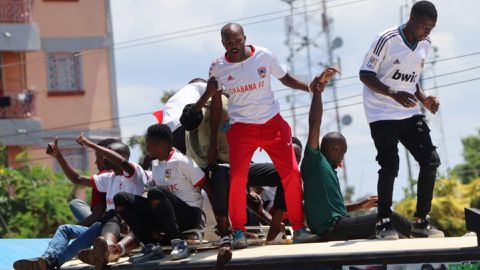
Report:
13,1,444,270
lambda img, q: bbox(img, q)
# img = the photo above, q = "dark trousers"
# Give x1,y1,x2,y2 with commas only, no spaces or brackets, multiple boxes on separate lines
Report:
113,187,202,244
208,163,286,217
370,115,441,219
322,212,412,241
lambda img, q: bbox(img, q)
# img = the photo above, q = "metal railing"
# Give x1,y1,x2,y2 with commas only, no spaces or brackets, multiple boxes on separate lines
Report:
0,90,36,118
0,0,32,23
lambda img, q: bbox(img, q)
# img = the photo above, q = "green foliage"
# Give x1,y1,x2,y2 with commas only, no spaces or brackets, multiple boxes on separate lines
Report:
160,90,176,104
451,130,480,184
128,135,147,159
0,164,77,238
395,178,480,236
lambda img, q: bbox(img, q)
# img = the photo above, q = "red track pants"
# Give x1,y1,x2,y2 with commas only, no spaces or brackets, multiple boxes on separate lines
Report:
227,113,305,231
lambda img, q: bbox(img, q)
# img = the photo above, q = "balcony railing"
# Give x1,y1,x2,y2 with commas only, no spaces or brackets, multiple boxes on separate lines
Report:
0,90,36,118
0,0,32,23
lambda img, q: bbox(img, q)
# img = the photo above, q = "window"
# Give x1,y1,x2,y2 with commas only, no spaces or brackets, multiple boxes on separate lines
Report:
47,52,83,95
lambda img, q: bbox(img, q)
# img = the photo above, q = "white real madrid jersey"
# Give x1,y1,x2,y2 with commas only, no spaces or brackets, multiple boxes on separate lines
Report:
359,25,431,123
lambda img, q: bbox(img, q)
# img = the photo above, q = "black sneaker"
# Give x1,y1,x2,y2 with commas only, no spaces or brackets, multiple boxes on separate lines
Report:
13,257,57,270
376,218,399,240
129,243,165,264
411,216,445,238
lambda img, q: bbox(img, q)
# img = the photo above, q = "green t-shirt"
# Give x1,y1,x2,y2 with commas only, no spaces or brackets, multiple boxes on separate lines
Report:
301,145,347,236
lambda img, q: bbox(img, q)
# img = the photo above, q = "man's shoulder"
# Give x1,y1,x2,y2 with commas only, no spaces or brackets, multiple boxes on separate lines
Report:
93,170,114,178
169,149,194,166
253,45,274,57
377,26,400,37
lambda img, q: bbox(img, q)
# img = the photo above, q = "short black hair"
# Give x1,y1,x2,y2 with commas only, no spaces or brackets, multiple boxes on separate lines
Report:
292,136,302,150
97,138,120,148
411,1,437,20
180,104,203,131
188,78,207,84
108,142,131,160
146,124,172,144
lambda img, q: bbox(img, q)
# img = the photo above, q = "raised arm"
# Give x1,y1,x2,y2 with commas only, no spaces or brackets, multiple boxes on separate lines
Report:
76,134,136,176
46,138,92,187
306,68,340,150
193,77,218,113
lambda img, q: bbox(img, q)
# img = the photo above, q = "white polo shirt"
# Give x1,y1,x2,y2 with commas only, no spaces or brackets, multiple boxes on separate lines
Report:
209,45,287,124
163,82,207,132
359,25,431,123
91,162,148,211
150,148,206,209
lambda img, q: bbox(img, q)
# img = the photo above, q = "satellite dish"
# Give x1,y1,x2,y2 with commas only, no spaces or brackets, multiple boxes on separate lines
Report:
332,37,343,49
341,114,352,126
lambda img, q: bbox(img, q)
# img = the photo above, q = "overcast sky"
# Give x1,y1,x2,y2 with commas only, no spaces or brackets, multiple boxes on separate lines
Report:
111,0,480,202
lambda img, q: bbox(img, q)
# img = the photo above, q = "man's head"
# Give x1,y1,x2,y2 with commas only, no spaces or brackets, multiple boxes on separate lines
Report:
320,132,347,168
221,23,246,62
103,142,131,171
95,138,121,171
292,136,303,164
145,124,173,160
408,1,437,41
188,78,207,84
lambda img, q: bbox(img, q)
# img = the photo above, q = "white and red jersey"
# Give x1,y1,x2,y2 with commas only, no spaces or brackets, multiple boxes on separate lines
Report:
359,25,431,123
150,148,206,209
209,45,287,124
90,162,148,211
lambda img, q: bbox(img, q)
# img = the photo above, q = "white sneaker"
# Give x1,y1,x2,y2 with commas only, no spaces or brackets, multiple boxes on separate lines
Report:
266,232,293,245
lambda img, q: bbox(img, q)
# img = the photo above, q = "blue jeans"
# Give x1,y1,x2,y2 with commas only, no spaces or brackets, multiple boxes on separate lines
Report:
42,222,101,266
69,199,92,222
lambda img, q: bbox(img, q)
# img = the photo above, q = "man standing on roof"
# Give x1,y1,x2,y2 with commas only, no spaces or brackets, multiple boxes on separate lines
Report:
359,0,444,240
203,22,323,248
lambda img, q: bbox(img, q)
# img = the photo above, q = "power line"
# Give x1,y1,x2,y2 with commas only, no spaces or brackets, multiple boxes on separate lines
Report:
275,63,480,101
0,112,151,139
1,62,479,141
0,0,368,70
6,132,147,166
6,76,480,164
282,76,480,117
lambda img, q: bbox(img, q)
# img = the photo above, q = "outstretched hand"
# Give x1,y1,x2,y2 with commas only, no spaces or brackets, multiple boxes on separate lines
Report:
46,137,60,158
309,67,341,93
357,195,378,210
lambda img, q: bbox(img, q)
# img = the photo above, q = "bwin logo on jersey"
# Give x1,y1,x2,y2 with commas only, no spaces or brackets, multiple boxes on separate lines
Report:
391,70,418,82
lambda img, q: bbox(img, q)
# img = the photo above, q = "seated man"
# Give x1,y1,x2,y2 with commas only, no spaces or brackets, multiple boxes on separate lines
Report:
67,139,119,226
301,68,412,241
13,137,147,270
112,124,208,261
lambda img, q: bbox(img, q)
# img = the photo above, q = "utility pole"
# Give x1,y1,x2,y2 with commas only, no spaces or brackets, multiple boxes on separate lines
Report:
282,0,315,135
321,0,348,186
400,1,414,194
